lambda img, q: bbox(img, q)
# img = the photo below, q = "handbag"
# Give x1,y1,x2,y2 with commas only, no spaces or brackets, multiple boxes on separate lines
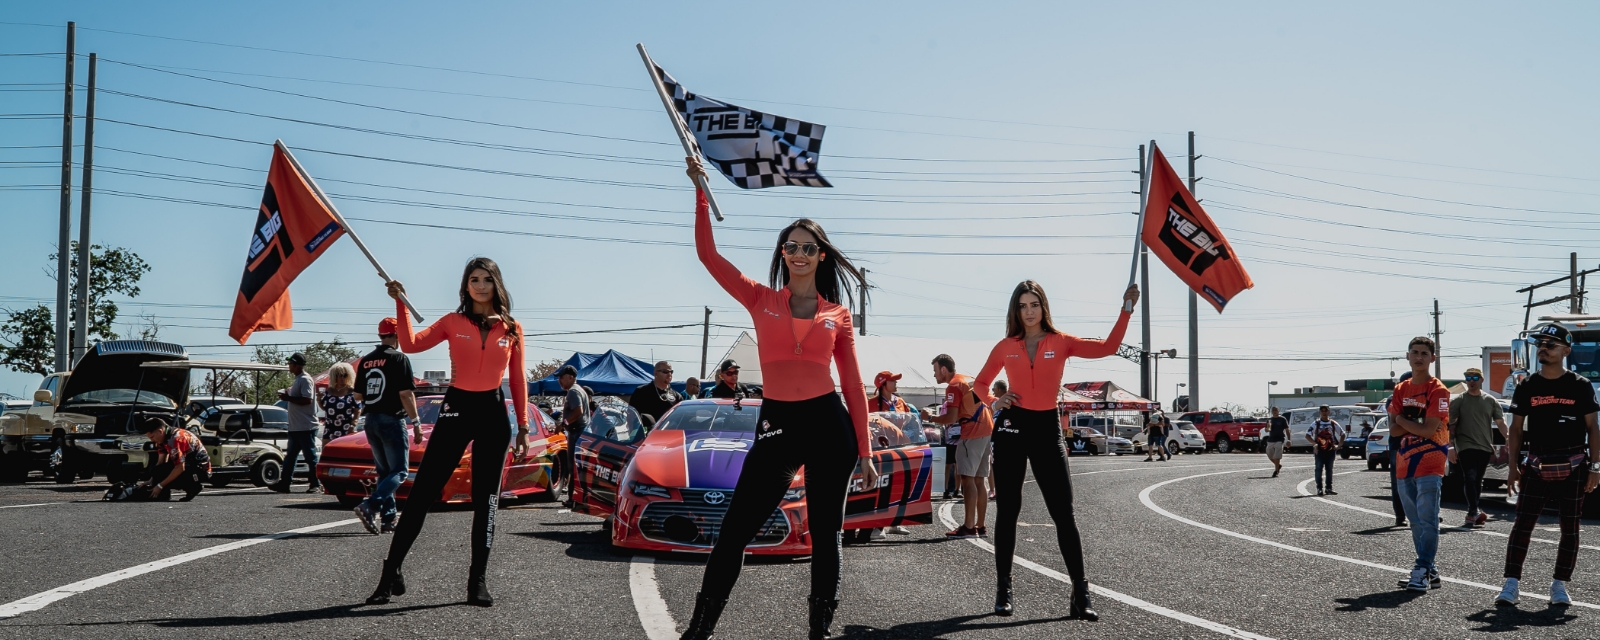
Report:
1523,451,1588,483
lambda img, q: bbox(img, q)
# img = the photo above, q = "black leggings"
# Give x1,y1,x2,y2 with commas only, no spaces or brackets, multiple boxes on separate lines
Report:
386,387,512,574
699,393,858,600
993,407,1087,585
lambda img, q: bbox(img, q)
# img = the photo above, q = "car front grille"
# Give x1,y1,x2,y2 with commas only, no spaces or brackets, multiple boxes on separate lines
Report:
637,489,790,548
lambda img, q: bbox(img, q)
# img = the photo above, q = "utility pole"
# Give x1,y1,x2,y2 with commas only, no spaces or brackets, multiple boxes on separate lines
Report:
1432,299,1443,379
72,53,96,365
857,268,869,336
700,307,711,380
1572,252,1582,314
1187,131,1201,411
55,22,76,373
1137,145,1151,403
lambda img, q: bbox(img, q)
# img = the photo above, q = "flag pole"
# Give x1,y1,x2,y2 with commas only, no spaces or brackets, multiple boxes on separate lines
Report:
636,43,725,221
1127,140,1154,294
274,140,424,322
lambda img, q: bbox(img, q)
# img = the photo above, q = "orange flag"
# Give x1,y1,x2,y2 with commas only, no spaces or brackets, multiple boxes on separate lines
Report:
1141,144,1253,312
228,144,345,343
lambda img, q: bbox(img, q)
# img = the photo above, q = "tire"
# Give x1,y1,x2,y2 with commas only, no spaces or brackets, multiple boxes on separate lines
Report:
210,477,231,488
250,457,283,487
336,494,364,508
1166,441,1180,456
1341,453,1350,460
1214,437,1232,454
1368,458,1379,471
1087,444,1099,456
0,454,26,483
78,469,94,480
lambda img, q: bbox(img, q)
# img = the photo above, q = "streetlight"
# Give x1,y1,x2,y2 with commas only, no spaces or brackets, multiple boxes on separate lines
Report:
1176,382,1187,411
1152,349,1177,402
1268,380,1278,412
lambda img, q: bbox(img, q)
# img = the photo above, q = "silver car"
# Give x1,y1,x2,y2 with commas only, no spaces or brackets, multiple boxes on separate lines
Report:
1364,420,1389,470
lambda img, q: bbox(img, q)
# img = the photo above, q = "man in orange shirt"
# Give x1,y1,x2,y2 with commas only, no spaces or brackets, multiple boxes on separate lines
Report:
1386,336,1451,592
924,354,994,538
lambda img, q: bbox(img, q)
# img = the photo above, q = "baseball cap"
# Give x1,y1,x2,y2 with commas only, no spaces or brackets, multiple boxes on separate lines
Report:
286,352,307,365
1463,367,1484,377
378,317,399,335
874,371,902,388
719,359,740,373
1531,323,1571,345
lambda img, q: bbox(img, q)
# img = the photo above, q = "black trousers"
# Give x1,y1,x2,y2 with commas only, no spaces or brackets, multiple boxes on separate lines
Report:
1389,449,1405,521
1457,448,1492,516
993,407,1087,585
145,461,206,499
386,387,511,575
1314,450,1337,492
563,424,584,494
699,393,857,601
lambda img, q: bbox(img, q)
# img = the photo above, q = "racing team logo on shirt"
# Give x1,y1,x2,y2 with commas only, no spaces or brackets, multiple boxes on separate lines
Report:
498,337,509,348
824,319,836,329
1044,351,1056,359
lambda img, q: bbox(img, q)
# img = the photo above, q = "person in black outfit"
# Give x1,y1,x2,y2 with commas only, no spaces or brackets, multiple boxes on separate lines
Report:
707,359,753,399
1264,406,1289,477
628,361,684,422
1390,371,1411,526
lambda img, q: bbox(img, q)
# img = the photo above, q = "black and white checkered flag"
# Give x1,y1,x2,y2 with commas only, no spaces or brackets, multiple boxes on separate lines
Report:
655,65,831,189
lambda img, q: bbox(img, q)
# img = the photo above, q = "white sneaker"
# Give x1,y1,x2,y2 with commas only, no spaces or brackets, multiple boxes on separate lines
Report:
1404,568,1430,592
1495,578,1519,606
869,528,887,540
888,525,911,535
1551,580,1571,606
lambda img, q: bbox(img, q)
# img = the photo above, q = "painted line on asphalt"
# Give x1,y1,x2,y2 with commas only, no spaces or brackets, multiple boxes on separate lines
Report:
629,556,680,640
0,503,58,509
938,503,1275,640
0,518,359,619
1292,473,1600,551
1141,468,1600,610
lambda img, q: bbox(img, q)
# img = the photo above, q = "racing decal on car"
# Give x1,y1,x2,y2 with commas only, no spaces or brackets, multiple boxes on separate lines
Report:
688,438,750,452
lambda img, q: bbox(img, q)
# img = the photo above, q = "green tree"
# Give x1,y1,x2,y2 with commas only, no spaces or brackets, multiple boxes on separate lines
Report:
233,339,360,404
0,243,150,376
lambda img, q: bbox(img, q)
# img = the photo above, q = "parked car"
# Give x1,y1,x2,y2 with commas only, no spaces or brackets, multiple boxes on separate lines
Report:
578,398,934,555
1132,419,1207,456
1365,421,1389,470
1064,426,1110,455
1,397,30,415
186,395,242,420
1283,405,1370,453
1178,411,1259,453
317,394,565,506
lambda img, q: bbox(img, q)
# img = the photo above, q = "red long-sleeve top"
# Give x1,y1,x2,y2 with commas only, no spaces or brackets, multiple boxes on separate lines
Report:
394,298,529,427
973,311,1131,412
695,190,872,456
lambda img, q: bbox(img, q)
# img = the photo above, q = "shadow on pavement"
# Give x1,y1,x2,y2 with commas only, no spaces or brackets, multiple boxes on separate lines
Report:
1351,525,1406,536
194,531,369,540
1465,605,1578,632
837,612,1070,639
1333,589,1424,612
38,603,457,628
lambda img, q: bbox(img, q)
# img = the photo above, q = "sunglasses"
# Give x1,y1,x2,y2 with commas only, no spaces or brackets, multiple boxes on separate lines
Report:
1536,341,1565,351
1464,375,1482,381
782,241,820,257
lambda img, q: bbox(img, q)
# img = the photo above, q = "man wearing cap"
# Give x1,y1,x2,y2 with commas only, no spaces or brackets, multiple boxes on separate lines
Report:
1304,405,1346,496
708,359,753,399
629,361,684,423
272,352,320,493
137,416,211,502
1450,366,1508,528
559,365,589,508
352,318,422,534
871,371,911,413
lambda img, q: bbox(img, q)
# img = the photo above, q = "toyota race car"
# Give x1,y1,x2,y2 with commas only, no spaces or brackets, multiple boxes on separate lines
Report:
316,395,566,506
572,397,935,555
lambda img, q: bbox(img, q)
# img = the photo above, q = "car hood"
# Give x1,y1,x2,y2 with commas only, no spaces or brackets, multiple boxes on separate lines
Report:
58,341,189,407
629,429,753,490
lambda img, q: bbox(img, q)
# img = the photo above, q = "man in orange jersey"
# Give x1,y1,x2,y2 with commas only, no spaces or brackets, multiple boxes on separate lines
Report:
925,354,994,539
1387,336,1451,592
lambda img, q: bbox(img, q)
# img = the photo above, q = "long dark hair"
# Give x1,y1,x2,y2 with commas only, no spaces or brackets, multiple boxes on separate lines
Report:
1005,280,1061,339
457,256,519,345
768,219,866,307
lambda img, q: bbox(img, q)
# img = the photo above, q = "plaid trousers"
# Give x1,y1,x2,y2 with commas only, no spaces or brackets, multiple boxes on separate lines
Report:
1504,468,1589,582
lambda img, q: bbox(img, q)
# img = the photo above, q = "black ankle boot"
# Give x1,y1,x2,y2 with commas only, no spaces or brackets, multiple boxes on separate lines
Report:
467,573,494,607
366,560,404,605
808,595,839,640
994,576,1014,616
680,592,728,640
1070,581,1098,621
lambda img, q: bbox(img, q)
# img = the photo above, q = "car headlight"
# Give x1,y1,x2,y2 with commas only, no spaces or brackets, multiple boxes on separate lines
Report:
784,487,806,501
630,482,671,499
72,422,96,434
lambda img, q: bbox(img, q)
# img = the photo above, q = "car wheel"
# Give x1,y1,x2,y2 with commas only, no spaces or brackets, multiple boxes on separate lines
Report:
1166,441,1180,456
1214,437,1232,454
251,458,283,487
1368,458,1379,471
0,453,27,483
210,477,231,488
1087,444,1099,456
1341,453,1350,460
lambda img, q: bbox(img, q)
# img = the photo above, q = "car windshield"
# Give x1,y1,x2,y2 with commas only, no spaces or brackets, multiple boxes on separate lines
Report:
63,388,177,409
417,397,444,424
868,411,929,450
658,403,759,433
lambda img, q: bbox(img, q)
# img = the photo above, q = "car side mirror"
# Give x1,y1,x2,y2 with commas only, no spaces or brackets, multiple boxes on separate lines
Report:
1511,338,1529,373
33,389,52,403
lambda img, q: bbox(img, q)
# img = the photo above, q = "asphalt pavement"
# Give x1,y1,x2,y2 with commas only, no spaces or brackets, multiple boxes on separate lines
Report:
1,451,1597,639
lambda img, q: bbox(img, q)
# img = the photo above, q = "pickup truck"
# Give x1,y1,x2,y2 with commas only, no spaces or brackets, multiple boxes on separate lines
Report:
1177,411,1258,453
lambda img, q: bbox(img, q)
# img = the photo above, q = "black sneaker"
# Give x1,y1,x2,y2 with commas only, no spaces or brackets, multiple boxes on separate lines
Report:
1326,490,1338,496
179,485,202,502
268,482,291,494
1396,570,1440,590
1317,490,1325,496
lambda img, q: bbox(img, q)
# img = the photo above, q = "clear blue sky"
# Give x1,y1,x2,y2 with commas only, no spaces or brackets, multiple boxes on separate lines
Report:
2,1,1597,408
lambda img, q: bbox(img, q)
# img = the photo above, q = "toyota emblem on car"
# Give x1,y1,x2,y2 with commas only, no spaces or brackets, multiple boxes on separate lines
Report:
703,491,727,505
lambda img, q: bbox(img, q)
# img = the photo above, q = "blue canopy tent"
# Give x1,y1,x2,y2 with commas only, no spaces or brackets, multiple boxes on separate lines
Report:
530,350,688,396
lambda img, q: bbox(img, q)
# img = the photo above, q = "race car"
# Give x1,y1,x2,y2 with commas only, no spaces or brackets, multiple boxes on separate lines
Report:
572,397,934,555
316,395,566,507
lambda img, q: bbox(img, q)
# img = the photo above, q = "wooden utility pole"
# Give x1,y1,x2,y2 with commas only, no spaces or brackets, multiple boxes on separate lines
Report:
700,307,711,380
857,268,869,336
1432,299,1443,378
1573,252,1582,314
72,53,96,365
55,22,75,373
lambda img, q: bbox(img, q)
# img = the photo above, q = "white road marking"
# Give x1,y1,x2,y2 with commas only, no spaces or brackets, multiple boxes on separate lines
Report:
1142,468,1600,610
1292,474,1600,551
629,556,679,640
0,518,358,619
0,503,57,509
938,503,1275,639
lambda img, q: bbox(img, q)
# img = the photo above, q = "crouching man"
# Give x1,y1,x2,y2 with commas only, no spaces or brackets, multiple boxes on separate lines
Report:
138,416,212,502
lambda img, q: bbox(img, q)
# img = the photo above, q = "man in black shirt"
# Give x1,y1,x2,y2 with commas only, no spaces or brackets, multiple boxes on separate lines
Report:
1496,323,1600,608
1264,406,1289,477
352,318,421,534
629,361,683,423
708,359,753,399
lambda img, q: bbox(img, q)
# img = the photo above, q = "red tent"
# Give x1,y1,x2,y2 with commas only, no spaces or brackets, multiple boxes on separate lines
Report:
1060,381,1159,411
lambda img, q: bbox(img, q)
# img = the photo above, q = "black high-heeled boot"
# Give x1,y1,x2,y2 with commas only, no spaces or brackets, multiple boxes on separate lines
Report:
365,560,405,605
467,572,494,607
679,592,728,640
994,576,1014,616
1069,581,1098,621
808,595,839,640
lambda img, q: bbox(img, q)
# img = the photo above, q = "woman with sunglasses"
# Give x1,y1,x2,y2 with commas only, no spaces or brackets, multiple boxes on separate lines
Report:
679,156,877,640
974,280,1138,622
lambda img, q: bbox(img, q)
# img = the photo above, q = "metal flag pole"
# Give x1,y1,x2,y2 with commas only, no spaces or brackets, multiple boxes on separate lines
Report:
636,43,725,221
1125,140,1154,310
273,140,424,322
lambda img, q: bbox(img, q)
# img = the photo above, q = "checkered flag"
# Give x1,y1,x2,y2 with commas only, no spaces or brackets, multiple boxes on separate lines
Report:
655,65,831,189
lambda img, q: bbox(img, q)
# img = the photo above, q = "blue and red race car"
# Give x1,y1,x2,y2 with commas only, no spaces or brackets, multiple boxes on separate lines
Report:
571,397,935,555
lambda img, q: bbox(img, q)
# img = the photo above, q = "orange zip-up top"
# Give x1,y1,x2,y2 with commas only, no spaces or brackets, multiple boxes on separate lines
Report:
973,311,1131,412
695,190,872,456
394,298,529,427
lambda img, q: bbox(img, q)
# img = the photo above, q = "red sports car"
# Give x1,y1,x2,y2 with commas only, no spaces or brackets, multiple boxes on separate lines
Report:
572,398,934,555
316,395,566,506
